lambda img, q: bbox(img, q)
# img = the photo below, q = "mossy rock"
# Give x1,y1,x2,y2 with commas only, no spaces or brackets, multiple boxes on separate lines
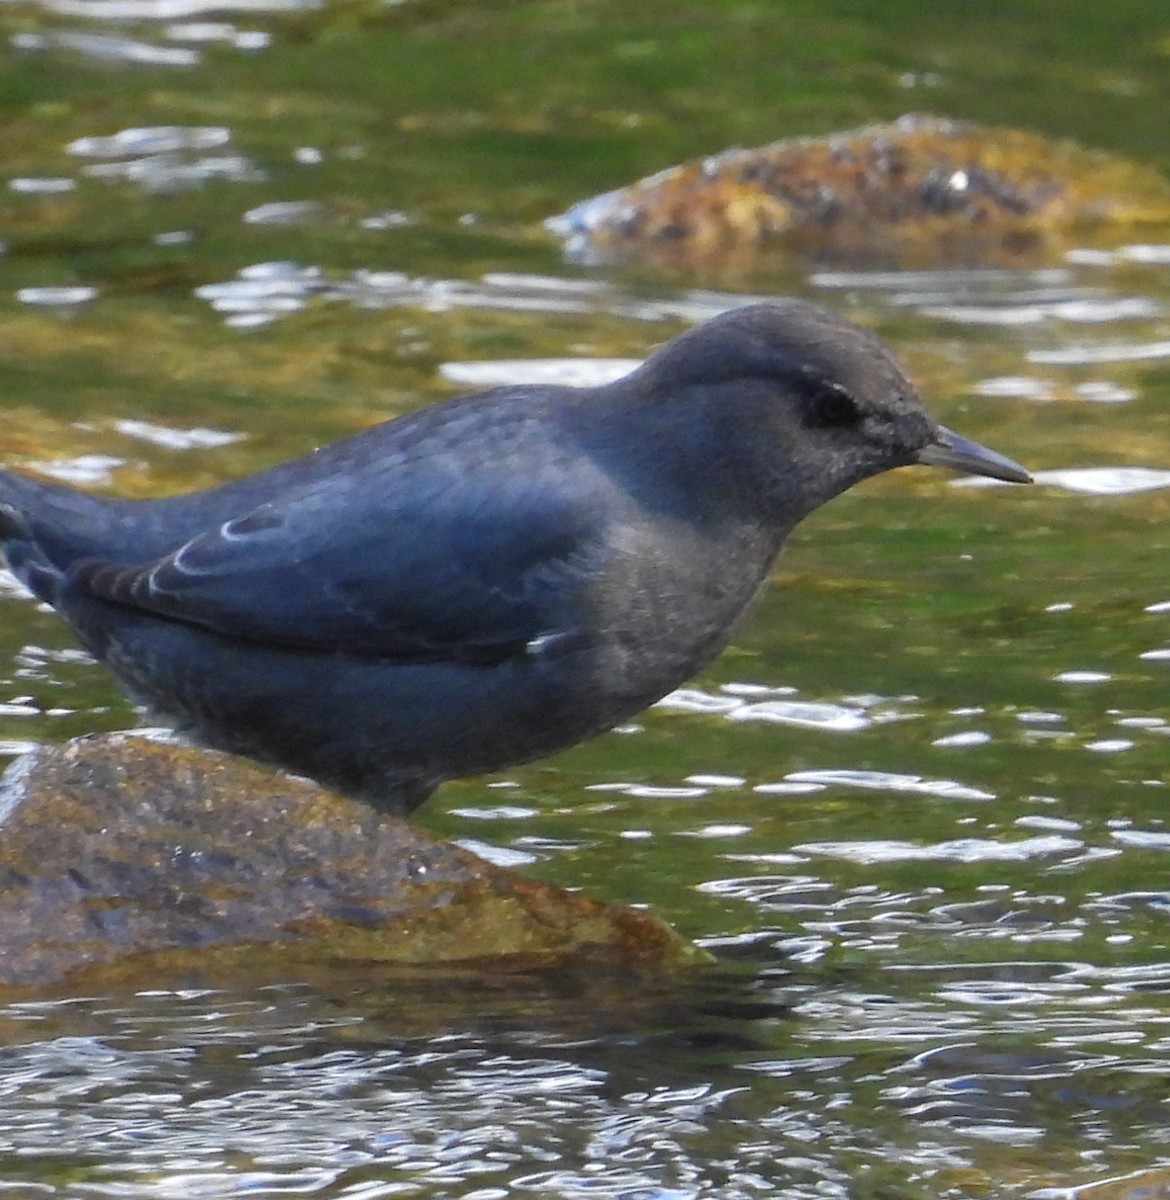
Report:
0,733,704,990
548,114,1170,271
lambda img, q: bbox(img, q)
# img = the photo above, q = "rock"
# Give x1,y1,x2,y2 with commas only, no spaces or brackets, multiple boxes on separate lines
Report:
1064,1167,1170,1200
0,733,703,989
547,114,1170,271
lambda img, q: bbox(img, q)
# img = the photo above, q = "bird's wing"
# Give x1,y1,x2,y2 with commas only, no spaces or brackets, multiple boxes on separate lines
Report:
68,465,602,665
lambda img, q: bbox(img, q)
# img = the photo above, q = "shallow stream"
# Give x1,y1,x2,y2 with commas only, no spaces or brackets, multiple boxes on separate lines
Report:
1,2,1169,1195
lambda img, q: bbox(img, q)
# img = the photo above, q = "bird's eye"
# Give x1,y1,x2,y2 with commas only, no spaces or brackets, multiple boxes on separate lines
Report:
802,380,863,428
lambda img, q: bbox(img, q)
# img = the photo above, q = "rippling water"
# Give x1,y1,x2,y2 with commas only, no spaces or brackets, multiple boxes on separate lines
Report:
2,0,1170,1195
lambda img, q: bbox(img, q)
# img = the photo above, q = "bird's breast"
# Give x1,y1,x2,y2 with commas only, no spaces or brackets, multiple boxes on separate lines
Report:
576,515,780,706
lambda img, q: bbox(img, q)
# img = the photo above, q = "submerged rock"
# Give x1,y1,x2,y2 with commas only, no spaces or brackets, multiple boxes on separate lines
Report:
0,733,701,989
548,114,1170,270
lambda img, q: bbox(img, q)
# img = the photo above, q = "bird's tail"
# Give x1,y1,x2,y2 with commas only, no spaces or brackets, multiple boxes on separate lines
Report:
0,508,61,604
0,470,122,605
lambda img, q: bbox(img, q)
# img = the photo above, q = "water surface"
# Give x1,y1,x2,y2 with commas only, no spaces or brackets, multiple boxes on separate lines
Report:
1,1,1170,1196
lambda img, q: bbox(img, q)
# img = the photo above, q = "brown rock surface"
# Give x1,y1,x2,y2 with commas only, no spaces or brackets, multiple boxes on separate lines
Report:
0,733,702,989
548,114,1170,270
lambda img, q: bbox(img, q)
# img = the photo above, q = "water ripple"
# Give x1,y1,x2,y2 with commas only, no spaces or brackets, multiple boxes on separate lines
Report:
921,297,1161,326
725,699,871,732
1029,339,1170,365
783,769,994,802
655,687,913,731
8,177,76,195
791,835,1082,865
66,125,262,193
68,126,231,156
192,264,843,330
22,453,123,485
111,419,243,450
12,28,201,65
15,285,97,308
24,0,316,14
440,358,641,389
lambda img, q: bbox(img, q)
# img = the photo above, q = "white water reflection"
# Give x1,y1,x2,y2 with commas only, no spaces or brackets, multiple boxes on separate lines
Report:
440,357,640,389
1069,242,1170,265
784,768,994,801
959,467,1170,495
23,453,123,485
12,29,200,65
1110,828,1170,850
725,699,872,732
450,837,540,867
8,177,76,195
68,126,232,156
793,834,1082,864
921,297,1161,326
971,377,1135,404
932,730,992,747
752,781,825,796
656,687,911,732
15,285,97,307
811,267,1073,292
195,261,320,324
654,688,744,716
1029,339,1170,365
972,376,1056,401
585,782,709,799
1074,381,1136,403
193,264,806,329
164,22,270,48
66,125,262,193
10,0,304,62
20,0,316,15
243,199,325,225
111,419,243,450
811,267,1160,335
1016,814,1081,832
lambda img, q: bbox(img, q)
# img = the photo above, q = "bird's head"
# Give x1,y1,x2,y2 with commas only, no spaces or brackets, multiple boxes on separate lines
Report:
630,301,1030,521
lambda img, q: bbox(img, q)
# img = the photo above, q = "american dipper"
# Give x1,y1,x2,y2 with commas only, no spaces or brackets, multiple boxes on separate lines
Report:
0,302,1029,814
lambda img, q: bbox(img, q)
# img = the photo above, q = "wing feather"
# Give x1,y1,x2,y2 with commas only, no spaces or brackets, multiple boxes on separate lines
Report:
71,461,600,665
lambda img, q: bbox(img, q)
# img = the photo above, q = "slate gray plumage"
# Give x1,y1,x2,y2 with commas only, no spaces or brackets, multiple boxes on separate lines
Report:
0,302,1029,813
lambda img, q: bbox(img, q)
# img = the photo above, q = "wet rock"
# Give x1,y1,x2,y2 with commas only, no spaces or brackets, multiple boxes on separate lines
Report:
547,114,1170,271
0,733,702,989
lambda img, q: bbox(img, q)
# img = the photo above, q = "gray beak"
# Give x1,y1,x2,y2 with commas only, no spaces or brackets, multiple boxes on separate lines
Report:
915,426,1032,484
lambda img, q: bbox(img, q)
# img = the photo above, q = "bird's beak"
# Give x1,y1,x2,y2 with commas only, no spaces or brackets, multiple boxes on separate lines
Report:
915,426,1032,484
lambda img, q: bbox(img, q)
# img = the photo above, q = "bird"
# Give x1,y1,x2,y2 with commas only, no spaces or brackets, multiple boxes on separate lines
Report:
0,301,1029,815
